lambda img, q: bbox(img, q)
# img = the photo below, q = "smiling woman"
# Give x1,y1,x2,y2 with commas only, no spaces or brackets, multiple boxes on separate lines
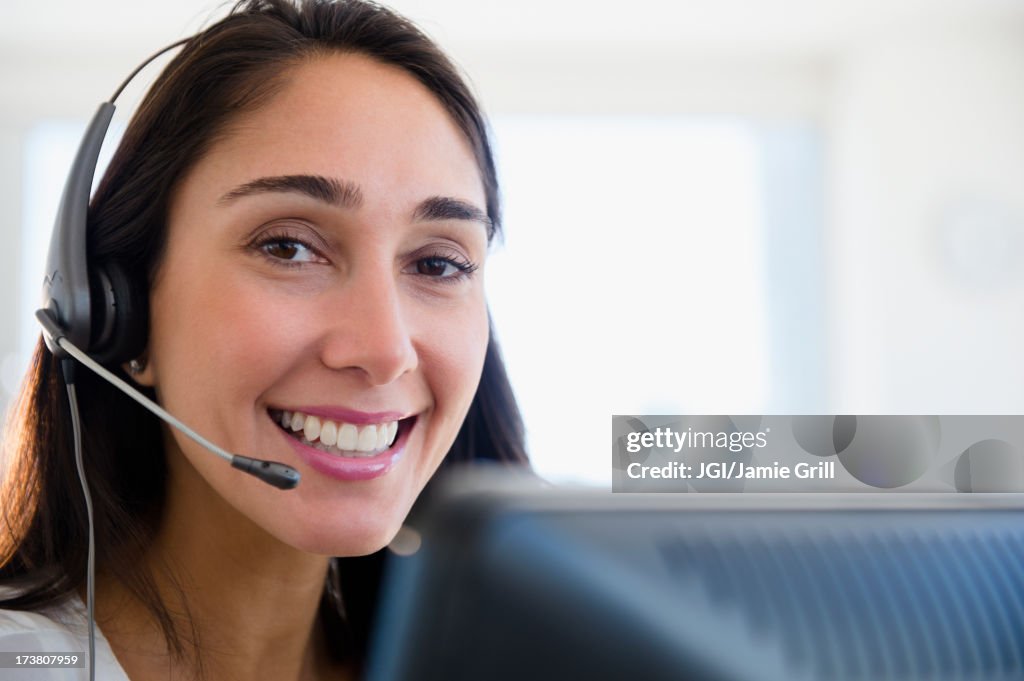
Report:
0,1,528,680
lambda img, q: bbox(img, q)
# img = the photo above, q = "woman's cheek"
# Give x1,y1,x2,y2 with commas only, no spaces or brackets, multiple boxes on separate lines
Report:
423,293,489,412
198,273,312,365
151,265,292,421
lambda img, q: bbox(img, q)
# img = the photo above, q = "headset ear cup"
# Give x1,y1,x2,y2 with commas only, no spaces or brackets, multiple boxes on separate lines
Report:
89,262,146,366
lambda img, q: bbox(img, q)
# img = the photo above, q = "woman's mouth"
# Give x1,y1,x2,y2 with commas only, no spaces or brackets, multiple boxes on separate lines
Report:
269,408,407,457
267,408,417,480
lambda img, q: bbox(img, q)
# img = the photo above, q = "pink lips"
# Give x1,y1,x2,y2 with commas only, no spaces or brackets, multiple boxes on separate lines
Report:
277,414,414,482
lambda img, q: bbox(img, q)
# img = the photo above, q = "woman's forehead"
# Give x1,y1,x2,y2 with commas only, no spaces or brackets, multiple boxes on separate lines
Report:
179,52,486,215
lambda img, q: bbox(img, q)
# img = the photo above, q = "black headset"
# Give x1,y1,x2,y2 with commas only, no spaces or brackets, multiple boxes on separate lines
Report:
37,41,192,368
35,36,302,485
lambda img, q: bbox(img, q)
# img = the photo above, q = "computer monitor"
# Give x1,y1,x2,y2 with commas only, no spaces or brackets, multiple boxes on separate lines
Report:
366,474,1024,681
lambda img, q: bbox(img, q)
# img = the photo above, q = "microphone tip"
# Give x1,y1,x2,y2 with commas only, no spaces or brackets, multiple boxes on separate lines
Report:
231,455,301,490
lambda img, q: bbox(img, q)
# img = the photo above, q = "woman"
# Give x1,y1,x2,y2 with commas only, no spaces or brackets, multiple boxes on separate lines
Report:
0,0,528,678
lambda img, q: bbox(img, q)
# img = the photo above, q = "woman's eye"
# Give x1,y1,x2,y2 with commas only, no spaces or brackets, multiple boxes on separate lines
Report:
257,237,321,264
417,257,459,277
413,255,478,281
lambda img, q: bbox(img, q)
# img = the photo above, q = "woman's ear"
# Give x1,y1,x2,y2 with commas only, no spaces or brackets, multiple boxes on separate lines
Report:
124,355,155,386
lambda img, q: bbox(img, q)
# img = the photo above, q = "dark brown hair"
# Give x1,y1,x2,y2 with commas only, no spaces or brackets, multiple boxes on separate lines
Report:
0,0,528,674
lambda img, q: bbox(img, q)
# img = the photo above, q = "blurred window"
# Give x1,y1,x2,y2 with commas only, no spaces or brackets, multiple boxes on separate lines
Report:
487,116,824,484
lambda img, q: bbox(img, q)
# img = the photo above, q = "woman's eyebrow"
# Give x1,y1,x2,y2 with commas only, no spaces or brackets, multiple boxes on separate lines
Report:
413,196,493,236
218,174,362,207
218,175,491,235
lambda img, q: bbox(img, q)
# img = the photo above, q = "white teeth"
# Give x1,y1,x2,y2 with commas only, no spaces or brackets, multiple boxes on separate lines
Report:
303,415,321,442
319,420,338,447
338,423,358,450
275,409,405,457
357,425,378,452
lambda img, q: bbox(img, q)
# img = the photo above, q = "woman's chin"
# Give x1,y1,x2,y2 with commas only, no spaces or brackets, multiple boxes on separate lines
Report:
279,518,404,557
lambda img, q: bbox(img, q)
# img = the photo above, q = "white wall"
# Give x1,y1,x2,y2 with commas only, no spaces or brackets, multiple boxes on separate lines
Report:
828,17,1024,412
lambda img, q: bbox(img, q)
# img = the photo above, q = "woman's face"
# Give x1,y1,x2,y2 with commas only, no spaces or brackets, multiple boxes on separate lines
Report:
140,54,490,555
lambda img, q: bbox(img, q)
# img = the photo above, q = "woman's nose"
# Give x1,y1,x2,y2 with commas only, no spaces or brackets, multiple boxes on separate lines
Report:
318,268,418,385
